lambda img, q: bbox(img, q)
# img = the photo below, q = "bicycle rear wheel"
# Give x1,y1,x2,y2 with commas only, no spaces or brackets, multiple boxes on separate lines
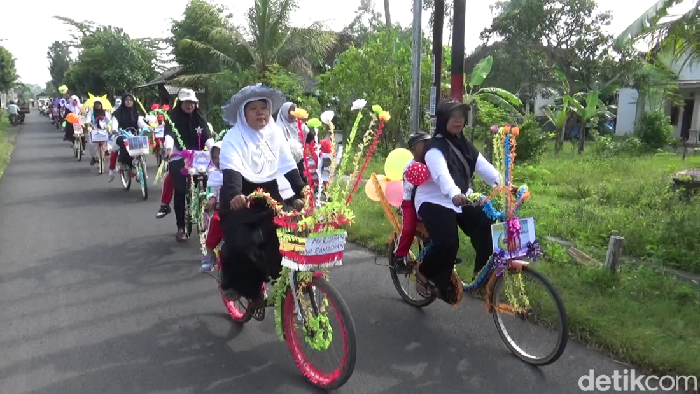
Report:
389,233,436,308
491,264,568,365
283,275,356,390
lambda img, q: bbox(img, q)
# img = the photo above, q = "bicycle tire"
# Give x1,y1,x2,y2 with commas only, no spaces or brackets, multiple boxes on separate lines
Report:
73,139,79,158
98,148,104,174
283,276,357,390
491,265,568,366
389,233,436,308
184,179,194,238
138,157,148,200
120,166,131,191
77,141,82,162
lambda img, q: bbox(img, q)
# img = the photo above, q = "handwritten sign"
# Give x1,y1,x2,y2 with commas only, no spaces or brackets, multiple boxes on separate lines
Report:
91,129,109,142
490,217,536,258
305,231,347,256
192,150,210,168
155,125,164,138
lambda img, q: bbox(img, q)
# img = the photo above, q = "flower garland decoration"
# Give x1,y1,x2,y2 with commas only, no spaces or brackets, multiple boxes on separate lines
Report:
346,116,376,199
335,99,366,201
346,106,389,205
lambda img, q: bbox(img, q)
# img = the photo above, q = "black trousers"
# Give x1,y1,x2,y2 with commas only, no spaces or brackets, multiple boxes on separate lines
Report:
417,202,494,293
168,159,188,228
115,136,132,165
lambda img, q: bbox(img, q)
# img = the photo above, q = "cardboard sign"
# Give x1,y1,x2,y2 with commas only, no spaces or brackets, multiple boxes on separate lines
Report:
91,129,109,142
155,125,164,138
490,217,536,258
304,231,347,256
192,150,210,168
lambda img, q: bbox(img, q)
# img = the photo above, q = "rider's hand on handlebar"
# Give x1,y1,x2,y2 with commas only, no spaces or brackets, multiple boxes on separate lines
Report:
165,148,172,159
230,194,249,210
292,199,305,211
452,194,468,207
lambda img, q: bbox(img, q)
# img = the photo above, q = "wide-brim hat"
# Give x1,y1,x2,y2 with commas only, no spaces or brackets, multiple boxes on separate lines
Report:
177,88,199,103
221,84,285,125
437,100,470,119
408,131,431,148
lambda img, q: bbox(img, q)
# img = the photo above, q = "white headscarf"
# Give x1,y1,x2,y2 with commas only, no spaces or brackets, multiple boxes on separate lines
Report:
220,97,297,184
66,95,82,114
275,102,304,162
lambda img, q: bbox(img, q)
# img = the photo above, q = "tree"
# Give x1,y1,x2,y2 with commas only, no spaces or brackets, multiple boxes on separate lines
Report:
569,90,615,153
180,0,336,80
46,41,72,89
343,0,385,46
383,0,391,27
481,0,633,91
0,46,18,93
317,28,433,148
463,56,523,120
62,26,157,96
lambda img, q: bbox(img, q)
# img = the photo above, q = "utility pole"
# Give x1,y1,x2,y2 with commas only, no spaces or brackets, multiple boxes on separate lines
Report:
451,0,466,102
430,0,444,133
410,0,423,136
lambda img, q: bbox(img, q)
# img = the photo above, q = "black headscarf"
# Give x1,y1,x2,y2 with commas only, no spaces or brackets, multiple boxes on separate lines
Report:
165,100,211,150
112,93,142,130
427,100,480,193
92,101,106,119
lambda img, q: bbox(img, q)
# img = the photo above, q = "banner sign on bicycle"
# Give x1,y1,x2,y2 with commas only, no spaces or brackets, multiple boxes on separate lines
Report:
490,217,536,258
280,230,347,270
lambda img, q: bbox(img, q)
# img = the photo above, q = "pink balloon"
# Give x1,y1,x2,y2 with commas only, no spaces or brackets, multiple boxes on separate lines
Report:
384,180,403,207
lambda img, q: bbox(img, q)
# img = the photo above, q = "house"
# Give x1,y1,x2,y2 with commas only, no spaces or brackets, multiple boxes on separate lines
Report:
614,51,700,143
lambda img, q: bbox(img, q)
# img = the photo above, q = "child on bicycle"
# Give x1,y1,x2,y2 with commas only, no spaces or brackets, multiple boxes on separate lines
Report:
392,131,431,274
200,143,223,272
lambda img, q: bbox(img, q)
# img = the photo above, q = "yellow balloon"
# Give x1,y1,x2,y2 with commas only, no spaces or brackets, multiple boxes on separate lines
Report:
384,148,414,180
364,174,389,202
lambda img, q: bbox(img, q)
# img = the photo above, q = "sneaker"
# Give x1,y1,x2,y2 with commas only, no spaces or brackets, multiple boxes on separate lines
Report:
156,204,171,219
200,254,214,273
108,170,115,182
393,256,409,274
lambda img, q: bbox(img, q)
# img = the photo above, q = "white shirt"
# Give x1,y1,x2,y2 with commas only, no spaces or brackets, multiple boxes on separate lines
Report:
6,104,19,115
402,159,416,200
206,169,223,199
414,148,501,216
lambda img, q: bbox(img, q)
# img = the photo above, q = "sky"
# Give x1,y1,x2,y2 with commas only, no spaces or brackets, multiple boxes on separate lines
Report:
0,0,685,86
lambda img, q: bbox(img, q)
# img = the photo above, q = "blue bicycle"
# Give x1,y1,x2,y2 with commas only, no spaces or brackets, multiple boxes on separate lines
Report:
385,203,568,366
116,127,151,200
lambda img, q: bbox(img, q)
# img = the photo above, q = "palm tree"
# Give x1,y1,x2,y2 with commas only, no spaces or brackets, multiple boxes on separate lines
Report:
616,0,700,65
179,0,336,83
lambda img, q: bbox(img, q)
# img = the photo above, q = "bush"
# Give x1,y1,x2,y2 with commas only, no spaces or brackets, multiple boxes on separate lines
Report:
635,109,674,150
514,115,550,163
593,136,643,158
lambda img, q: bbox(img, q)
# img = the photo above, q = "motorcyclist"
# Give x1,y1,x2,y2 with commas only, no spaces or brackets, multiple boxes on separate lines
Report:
6,101,20,124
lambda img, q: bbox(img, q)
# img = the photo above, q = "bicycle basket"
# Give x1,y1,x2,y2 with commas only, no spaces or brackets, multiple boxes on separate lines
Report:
126,136,150,156
90,128,109,142
278,222,347,271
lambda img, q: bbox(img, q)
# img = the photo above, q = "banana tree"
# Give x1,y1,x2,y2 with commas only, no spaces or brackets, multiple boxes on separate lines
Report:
542,96,571,155
463,55,523,126
568,91,616,154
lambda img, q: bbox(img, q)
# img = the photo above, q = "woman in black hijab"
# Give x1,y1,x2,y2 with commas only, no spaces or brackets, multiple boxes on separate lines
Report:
108,93,148,181
412,101,502,305
163,89,214,242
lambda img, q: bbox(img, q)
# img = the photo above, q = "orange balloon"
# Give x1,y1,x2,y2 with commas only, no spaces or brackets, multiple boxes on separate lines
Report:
364,174,389,202
67,113,80,124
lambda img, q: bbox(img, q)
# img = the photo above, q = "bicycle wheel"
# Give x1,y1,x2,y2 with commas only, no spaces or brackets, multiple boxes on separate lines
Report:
491,264,568,365
184,180,194,238
216,252,253,323
283,275,356,390
77,140,82,162
389,233,436,308
120,164,131,191
138,157,148,200
73,138,79,158
98,146,104,174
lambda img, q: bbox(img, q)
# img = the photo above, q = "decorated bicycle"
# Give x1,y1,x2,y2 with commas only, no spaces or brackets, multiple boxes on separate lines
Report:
369,123,569,366
83,93,113,174
114,127,151,199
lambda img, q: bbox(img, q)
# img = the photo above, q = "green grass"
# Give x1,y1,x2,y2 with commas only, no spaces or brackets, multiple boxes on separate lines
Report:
0,110,13,179
346,143,700,377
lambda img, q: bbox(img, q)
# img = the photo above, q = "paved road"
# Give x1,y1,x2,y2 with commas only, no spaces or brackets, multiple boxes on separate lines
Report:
0,114,684,394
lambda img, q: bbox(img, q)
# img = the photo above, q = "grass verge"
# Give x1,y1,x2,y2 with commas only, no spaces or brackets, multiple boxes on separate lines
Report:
0,110,15,179
345,146,700,378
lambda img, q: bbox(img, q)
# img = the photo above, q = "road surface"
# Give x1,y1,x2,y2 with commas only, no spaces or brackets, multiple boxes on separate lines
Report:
0,113,684,393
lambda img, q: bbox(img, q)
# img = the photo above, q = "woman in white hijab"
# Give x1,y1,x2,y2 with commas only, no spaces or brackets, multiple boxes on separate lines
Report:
275,101,309,201
218,84,307,314
63,95,83,150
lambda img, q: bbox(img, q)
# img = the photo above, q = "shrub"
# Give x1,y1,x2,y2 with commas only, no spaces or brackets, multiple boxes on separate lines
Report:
635,109,674,150
514,115,550,163
593,136,643,158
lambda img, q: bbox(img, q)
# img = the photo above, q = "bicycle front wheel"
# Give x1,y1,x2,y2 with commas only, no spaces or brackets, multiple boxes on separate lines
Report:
138,157,148,200
491,264,568,365
283,275,356,390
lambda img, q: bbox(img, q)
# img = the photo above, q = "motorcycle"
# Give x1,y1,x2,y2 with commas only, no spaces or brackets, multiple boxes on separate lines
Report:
9,114,19,126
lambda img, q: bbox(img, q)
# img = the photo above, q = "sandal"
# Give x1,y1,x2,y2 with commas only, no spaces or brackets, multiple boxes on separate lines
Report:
250,297,266,321
176,228,187,242
414,271,433,298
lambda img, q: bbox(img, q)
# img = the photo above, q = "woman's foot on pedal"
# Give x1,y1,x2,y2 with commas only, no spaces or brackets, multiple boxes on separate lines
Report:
156,204,171,219
199,254,214,272
176,228,187,242
393,256,409,274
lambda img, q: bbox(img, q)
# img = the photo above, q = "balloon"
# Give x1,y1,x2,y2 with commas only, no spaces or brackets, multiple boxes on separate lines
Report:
405,162,430,186
384,180,403,207
384,148,413,180
364,174,388,202
58,85,68,94
66,113,80,124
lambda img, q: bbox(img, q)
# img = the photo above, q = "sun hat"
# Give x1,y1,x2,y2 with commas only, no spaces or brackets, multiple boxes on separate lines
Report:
177,88,199,103
408,131,431,148
221,83,285,125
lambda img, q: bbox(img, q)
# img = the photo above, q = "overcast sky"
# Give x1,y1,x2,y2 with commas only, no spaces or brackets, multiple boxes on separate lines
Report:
0,0,686,85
